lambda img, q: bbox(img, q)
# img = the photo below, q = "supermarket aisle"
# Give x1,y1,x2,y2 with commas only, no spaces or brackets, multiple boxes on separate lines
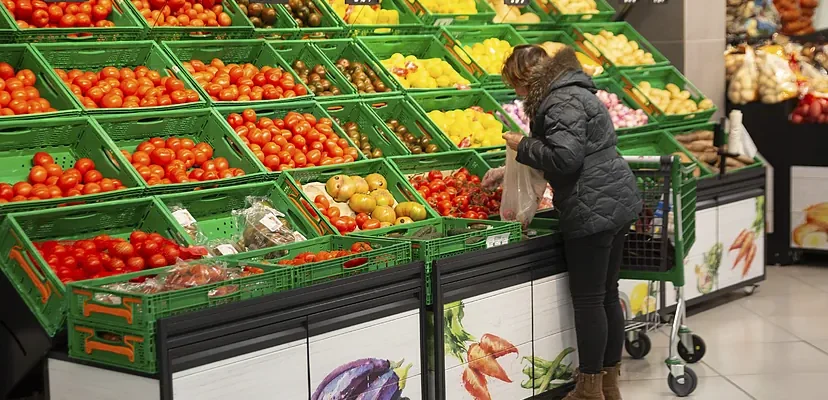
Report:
618,265,828,400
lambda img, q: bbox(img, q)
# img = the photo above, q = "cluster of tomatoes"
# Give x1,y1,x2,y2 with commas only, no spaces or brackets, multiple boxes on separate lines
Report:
0,63,57,116
38,230,202,284
225,109,359,171
0,153,127,203
276,241,372,266
120,137,245,186
2,0,115,29
410,169,500,219
313,195,361,234
132,0,232,27
183,59,307,103
54,66,200,109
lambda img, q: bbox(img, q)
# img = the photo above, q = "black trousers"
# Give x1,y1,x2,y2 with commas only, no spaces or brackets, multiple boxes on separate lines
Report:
564,227,628,374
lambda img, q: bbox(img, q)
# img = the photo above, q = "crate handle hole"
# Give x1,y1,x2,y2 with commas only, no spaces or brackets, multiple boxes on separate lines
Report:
135,117,164,125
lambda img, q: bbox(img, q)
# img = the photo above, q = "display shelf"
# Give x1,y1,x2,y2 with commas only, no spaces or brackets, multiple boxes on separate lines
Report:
534,0,615,24
319,98,411,158
437,25,527,87
320,0,426,37
572,22,670,72
240,1,300,40
312,38,404,97
2,0,144,43
401,0,495,27
123,0,254,41
619,66,717,127
363,95,455,154
267,39,359,100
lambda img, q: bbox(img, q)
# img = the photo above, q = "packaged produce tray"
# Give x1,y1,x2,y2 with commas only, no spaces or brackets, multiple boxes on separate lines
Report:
409,89,521,152
267,40,357,100
572,22,670,72
401,0,495,26
4,0,144,43
313,38,402,97
277,158,438,234
67,260,286,373
358,34,480,92
320,99,410,158
0,116,144,215
592,77,659,135
616,130,710,179
234,235,412,288
363,96,454,154
31,40,207,115
534,0,615,24
0,197,187,336
157,181,333,251
619,66,718,127
438,25,527,87
0,44,82,122
123,0,254,41
487,1,557,30
239,0,299,40
355,217,519,303
162,39,312,107
94,108,266,195
321,0,426,37
214,100,365,173
665,122,764,175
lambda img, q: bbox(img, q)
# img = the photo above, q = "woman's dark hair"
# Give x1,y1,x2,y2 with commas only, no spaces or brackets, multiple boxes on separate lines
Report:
501,44,549,89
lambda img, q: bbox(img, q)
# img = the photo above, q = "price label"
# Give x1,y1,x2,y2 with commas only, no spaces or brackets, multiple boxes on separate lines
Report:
486,233,510,249
259,214,284,232
216,244,239,256
503,0,530,7
293,232,307,242
172,209,197,227
249,0,289,4
345,0,380,4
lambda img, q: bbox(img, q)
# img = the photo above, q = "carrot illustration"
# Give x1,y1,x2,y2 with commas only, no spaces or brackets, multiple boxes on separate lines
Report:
468,343,512,383
732,232,754,269
479,333,518,359
743,243,757,277
463,365,491,400
729,229,748,251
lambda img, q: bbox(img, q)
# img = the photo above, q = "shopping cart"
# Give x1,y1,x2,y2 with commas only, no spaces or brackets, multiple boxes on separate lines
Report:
619,155,705,397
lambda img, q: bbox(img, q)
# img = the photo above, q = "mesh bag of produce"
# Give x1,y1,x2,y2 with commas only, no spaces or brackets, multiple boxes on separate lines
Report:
728,46,759,105
758,51,798,103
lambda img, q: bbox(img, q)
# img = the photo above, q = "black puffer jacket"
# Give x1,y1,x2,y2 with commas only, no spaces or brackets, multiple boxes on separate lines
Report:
516,47,642,239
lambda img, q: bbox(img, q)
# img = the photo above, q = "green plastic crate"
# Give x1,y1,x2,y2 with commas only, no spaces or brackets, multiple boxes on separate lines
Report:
157,181,334,250
664,122,764,175
438,25,527,87
235,235,412,288
572,22,670,71
0,5,14,43
238,1,299,40
521,217,559,238
0,197,187,336
214,100,365,172
67,258,287,334
162,39,312,107
358,34,481,92
616,130,710,178
124,0,254,41
31,41,207,115
94,108,266,195
409,89,522,152
534,0,615,24
5,0,144,43
592,77,659,135
517,29,608,79
486,2,557,30
277,159,439,234
68,319,158,373
619,66,718,127
266,40,357,100
312,38,402,97
0,116,145,215
321,0,426,37
480,149,506,168
319,99,410,158
0,44,82,122
402,0,495,26
364,96,454,154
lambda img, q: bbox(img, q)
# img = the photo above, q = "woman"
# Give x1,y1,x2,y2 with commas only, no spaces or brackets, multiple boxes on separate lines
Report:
492,45,642,400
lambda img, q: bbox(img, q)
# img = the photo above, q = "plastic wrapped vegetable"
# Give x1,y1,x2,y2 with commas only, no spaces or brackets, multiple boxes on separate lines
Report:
235,196,306,251
595,90,649,129
728,46,759,104
169,205,207,243
758,51,798,103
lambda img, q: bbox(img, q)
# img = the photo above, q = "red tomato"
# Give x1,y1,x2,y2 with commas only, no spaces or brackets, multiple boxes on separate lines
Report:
83,170,103,184
33,152,54,166
161,244,180,264
150,148,175,166
125,256,145,272
130,231,148,244
81,255,103,276
147,253,168,268
111,242,135,259
28,166,47,184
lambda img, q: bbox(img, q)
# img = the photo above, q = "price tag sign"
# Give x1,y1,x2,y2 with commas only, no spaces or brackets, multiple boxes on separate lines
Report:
503,0,530,7
486,233,510,249
346,0,380,4
249,0,289,4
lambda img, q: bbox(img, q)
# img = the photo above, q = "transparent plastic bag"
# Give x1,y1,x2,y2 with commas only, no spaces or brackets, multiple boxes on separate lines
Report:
758,51,799,103
234,196,305,252
728,47,759,105
499,147,548,228
169,205,207,244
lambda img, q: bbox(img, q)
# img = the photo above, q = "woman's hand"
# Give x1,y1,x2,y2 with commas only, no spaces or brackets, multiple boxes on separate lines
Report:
502,132,524,151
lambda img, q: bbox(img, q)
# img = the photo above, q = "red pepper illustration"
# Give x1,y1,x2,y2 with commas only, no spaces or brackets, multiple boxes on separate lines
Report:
479,333,518,359
463,365,491,400
468,343,512,383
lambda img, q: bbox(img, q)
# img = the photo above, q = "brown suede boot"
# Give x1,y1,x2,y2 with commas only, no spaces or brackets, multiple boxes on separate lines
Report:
602,364,622,400
562,370,605,400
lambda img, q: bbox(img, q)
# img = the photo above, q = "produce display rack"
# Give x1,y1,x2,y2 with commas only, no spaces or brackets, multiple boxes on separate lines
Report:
0,0,770,398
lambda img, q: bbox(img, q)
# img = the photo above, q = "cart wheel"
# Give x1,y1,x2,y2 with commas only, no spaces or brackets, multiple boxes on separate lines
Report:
743,285,758,296
667,367,698,397
678,334,706,363
625,332,651,359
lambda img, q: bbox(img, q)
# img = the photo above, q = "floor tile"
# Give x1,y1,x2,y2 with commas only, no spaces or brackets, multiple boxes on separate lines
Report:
765,315,828,341
728,373,828,400
618,376,752,400
701,341,828,376
750,272,823,297
684,313,800,344
737,291,828,317
807,340,828,354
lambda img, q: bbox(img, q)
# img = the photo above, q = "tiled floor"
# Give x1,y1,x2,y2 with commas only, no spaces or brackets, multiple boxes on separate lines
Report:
619,265,828,400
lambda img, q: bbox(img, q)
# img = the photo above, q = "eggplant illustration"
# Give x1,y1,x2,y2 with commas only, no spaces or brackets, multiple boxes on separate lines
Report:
312,358,412,400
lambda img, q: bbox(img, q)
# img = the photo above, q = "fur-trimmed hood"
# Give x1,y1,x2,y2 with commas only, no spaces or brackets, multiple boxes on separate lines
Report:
523,46,596,121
